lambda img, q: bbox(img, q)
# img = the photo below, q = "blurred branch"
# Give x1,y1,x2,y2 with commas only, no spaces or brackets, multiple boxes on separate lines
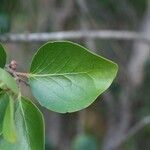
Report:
103,2,150,149
107,116,150,148
0,30,150,43
121,116,150,143
103,116,150,150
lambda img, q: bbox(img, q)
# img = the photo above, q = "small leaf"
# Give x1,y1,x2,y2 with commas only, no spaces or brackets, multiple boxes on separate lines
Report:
0,68,19,94
0,97,45,150
3,96,17,143
29,41,118,113
0,92,9,134
0,43,6,68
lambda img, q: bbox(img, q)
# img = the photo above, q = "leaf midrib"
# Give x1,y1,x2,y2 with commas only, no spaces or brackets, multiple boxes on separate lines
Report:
19,100,31,150
29,71,94,78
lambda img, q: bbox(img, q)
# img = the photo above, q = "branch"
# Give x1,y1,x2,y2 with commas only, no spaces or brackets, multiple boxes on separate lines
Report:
119,116,150,144
103,116,150,150
126,116,150,139
0,30,150,43
5,65,29,86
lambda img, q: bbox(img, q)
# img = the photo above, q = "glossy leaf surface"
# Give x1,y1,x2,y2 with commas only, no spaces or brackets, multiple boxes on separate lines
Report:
0,97,44,150
0,68,19,94
29,41,118,113
0,92,9,134
3,96,17,143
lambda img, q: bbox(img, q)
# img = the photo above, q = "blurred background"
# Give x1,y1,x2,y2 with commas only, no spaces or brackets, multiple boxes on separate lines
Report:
0,0,150,150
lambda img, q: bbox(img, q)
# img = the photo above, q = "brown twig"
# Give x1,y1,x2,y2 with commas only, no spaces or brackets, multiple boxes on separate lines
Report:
5,64,29,86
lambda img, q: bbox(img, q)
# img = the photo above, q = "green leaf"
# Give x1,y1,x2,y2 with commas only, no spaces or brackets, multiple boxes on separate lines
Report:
0,92,9,135
0,68,19,94
0,43,6,68
0,97,45,150
29,41,118,113
3,96,17,143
